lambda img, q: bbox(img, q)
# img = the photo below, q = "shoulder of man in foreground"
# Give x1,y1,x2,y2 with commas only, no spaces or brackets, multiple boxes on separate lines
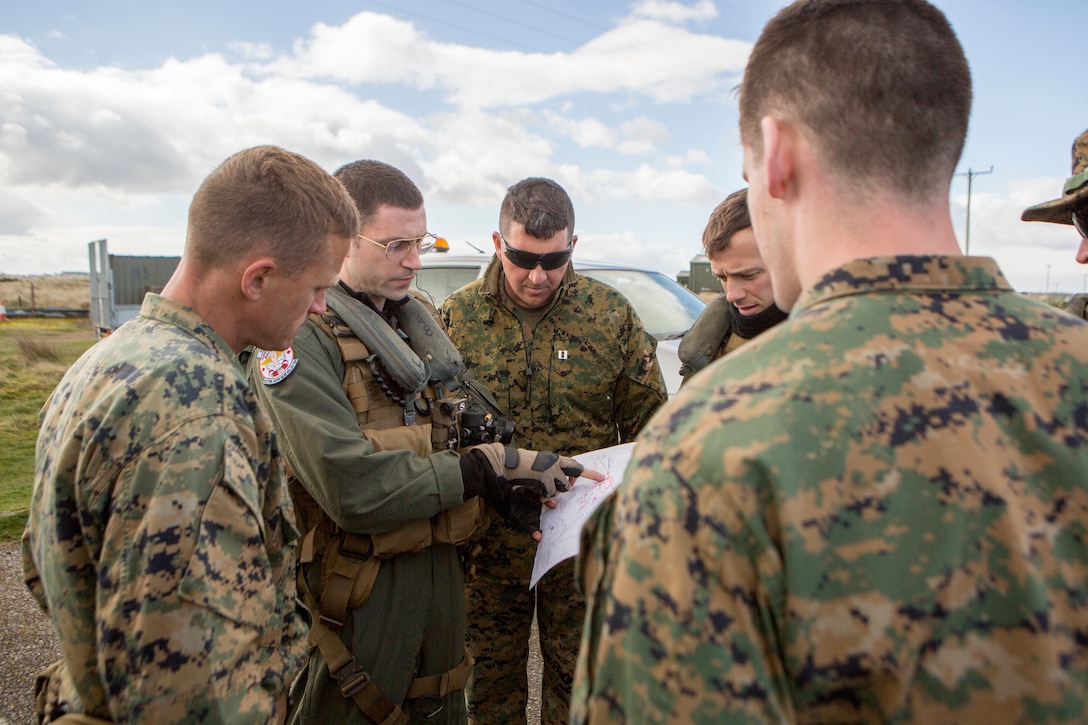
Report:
573,281,1088,723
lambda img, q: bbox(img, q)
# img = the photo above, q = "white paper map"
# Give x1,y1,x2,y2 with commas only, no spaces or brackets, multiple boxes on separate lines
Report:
529,442,635,589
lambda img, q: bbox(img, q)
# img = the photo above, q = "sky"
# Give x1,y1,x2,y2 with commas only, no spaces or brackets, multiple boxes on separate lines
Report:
1,0,1087,294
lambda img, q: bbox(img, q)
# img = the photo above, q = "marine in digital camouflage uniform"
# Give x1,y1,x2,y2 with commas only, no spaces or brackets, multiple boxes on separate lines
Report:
22,145,358,723
440,177,666,725
575,256,1088,723
573,2,1088,723
1022,127,1088,320
678,188,787,384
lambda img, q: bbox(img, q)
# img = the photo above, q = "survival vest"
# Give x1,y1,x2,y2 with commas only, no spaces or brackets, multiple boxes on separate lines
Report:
292,287,505,724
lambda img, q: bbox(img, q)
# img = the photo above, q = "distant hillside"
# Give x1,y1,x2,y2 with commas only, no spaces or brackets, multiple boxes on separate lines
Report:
0,273,90,310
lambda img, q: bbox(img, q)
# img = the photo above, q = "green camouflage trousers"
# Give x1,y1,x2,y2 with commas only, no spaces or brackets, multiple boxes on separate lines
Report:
465,559,583,725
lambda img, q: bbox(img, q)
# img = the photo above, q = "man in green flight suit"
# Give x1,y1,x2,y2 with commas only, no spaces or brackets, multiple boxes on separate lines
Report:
24,145,357,723
441,177,667,724
248,160,594,725
678,187,788,383
1021,127,1088,319
573,1,1088,722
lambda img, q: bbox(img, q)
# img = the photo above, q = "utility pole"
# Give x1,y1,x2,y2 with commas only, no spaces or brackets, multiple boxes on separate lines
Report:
1046,265,1051,294
955,166,993,255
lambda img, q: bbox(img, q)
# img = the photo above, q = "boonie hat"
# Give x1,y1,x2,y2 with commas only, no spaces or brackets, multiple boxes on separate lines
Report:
1021,128,1088,225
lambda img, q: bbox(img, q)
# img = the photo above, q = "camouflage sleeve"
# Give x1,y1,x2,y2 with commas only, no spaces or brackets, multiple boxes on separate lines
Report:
250,322,465,534
438,296,454,331
611,304,667,442
571,432,794,725
21,527,47,615
94,418,298,722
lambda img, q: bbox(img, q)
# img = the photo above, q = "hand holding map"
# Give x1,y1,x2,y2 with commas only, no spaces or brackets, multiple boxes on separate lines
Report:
529,442,635,588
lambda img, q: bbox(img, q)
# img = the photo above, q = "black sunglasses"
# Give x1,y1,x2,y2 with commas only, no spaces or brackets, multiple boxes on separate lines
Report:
500,234,573,271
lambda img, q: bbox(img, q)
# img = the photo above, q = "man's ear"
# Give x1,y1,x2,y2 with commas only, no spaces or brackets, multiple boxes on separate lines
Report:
492,231,503,254
241,257,277,302
761,116,794,201
570,234,578,250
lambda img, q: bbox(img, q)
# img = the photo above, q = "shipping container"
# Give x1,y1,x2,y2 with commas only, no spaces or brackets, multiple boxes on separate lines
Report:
88,239,180,336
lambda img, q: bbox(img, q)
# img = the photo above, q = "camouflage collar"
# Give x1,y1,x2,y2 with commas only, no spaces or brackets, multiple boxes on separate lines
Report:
141,293,240,368
794,256,1013,314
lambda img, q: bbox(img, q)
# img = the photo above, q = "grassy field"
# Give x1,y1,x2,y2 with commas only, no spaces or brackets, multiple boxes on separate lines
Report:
0,273,90,310
0,318,97,539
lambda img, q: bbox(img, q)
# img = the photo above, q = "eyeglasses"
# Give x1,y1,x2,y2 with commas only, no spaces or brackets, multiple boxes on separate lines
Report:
1074,208,1088,239
358,232,437,259
500,234,573,271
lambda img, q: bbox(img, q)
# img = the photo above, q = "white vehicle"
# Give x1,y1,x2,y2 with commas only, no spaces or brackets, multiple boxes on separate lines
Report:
412,252,706,396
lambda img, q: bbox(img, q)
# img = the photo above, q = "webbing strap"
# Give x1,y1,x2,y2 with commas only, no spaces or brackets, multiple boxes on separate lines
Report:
404,652,474,699
312,621,409,725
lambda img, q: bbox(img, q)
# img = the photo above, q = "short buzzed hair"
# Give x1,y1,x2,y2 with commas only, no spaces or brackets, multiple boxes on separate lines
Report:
738,0,971,204
333,160,424,226
702,189,752,258
186,145,359,276
499,177,575,241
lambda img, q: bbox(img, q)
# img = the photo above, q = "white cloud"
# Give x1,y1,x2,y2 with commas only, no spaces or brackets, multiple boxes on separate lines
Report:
665,149,713,168
0,187,44,235
947,180,1085,292
272,12,749,109
541,111,619,150
0,10,751,274
228,40,274,60
588,163,721,204
631,0,719,24
616,117,670,154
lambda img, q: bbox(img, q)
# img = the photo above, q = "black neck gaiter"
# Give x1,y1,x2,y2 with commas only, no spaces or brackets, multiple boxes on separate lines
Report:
731,302,789,339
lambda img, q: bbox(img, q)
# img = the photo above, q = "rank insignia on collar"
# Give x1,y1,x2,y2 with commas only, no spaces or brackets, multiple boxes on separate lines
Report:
257,347,298,385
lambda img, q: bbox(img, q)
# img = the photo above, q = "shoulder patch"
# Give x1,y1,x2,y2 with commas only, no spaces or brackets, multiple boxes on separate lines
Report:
256,347,298,385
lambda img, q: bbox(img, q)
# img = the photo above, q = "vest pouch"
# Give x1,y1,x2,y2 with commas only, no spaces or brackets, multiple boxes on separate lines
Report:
371,519,433,558
321,534,382,612
433,497,490,546
363,423,433,456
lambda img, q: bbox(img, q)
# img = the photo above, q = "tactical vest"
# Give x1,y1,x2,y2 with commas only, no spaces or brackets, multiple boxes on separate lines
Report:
293,303,488,724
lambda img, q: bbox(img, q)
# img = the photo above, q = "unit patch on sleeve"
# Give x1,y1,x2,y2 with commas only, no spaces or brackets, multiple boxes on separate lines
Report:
257,347,299,385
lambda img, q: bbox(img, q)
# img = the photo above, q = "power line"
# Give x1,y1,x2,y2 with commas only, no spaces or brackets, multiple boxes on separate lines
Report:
954,166,993,256
508,0,610,33
362,0,548,53
439,0,579,47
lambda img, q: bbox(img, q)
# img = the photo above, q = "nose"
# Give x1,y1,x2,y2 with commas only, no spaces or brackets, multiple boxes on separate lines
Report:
528,264,548,283
1077,236,1088,265
725,280,744,303
310,289,328,316
403,244,424,270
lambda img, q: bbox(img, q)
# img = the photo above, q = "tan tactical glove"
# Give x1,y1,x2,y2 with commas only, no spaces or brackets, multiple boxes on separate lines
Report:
460,444,583,533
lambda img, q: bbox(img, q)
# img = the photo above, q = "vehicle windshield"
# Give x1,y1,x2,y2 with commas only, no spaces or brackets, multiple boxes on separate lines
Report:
579,268,705,339
413,265,482,307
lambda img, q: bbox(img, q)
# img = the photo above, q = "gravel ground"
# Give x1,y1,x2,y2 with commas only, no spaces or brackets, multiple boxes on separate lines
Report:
0,540,60,725
527,618,542,724
0,539,543,725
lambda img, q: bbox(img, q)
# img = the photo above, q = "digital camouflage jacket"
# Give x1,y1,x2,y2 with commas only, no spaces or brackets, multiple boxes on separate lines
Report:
23,294,306,723
573,256,1088,724
441,256,667,583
